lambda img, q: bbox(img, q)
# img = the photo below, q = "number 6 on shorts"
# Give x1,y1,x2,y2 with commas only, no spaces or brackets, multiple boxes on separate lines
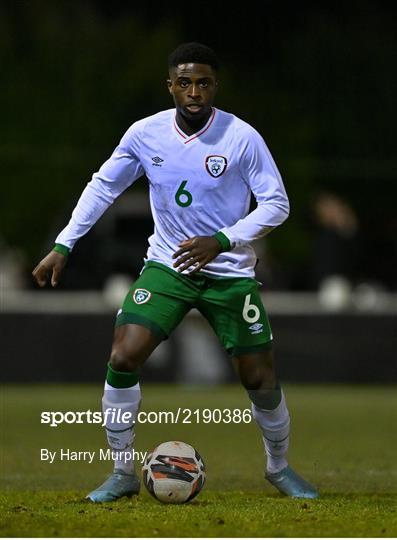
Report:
242,293,260,323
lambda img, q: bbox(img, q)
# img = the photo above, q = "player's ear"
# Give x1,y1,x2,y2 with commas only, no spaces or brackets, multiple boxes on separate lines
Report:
167,79,173,94
214,79,219,95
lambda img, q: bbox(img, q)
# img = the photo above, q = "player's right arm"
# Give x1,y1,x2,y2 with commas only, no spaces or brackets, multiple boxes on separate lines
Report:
32,250,68,288
32,122,144,288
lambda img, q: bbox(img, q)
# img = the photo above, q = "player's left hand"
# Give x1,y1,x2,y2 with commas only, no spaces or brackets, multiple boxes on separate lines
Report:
172,236,222,273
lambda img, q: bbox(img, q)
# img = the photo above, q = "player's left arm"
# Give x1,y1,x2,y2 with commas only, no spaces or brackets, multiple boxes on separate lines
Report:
173,128,289,273
219,128,290,248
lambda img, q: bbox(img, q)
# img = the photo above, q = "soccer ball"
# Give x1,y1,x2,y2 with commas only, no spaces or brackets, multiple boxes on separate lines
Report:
142,441,206,504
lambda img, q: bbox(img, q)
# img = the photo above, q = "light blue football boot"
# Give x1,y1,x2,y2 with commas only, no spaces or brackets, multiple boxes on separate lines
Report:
265,466,319,498
86,469,140,503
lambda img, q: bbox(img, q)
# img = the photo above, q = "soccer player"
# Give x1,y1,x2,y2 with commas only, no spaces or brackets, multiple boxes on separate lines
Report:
32,42,318,501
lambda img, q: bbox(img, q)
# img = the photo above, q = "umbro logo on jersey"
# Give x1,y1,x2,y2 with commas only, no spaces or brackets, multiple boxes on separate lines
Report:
152,156,164,167
248,322,263,334
133,288,151,304
205,155,227,178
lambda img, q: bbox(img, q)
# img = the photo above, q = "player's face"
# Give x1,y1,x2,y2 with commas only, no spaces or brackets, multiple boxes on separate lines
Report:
167,63,218,124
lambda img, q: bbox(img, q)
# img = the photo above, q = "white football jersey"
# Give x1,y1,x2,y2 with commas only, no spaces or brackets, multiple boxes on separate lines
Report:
56,107,289,278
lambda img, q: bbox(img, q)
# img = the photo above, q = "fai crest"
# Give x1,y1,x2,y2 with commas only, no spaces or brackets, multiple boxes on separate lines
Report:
133,288,151,304
205,155,227,178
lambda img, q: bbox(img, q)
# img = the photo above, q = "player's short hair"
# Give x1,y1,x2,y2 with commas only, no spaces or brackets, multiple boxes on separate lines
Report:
168,42,220,72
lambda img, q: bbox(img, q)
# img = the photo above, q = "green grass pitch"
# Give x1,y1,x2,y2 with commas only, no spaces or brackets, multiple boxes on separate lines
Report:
1,383,396,537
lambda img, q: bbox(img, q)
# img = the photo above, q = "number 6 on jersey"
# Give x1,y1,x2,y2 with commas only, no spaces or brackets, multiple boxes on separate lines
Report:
175,180,193,207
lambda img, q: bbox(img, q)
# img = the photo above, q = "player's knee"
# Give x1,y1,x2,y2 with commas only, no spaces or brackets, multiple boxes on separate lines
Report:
239,373,264,391
236,350,276,390
109,348,140,373
238,364,276,391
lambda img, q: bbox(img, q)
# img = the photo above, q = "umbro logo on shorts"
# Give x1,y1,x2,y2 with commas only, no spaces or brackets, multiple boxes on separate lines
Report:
133,288,151,304
248,322,263,334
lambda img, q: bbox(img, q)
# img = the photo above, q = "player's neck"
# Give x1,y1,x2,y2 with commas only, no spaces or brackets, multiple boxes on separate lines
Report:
175,108,213,136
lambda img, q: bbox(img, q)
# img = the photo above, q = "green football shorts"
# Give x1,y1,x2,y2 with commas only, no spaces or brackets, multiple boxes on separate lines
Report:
115,261,273,356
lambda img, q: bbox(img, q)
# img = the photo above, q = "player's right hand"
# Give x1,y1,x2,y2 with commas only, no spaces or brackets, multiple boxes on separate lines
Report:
32,251,67,288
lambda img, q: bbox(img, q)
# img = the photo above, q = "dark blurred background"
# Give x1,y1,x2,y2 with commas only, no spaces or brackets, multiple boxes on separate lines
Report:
2,0,397,290
1,1,396,383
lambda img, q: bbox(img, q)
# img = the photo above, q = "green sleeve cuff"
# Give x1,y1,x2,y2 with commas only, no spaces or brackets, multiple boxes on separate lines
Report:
213,231,231,252
53,243,70,257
